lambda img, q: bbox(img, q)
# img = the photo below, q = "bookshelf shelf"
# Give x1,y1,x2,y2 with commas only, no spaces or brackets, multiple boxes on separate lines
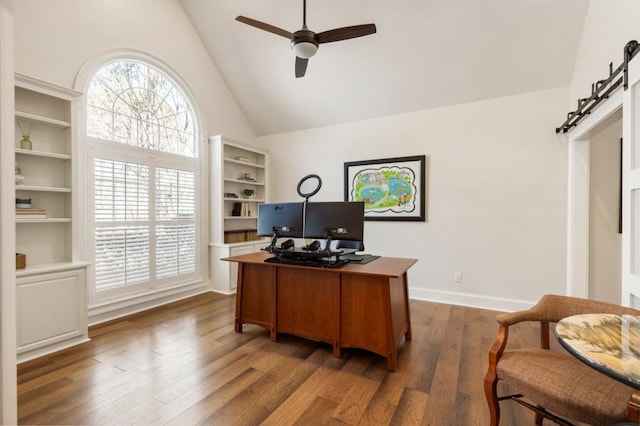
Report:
15,110,71,128
15,185,71,193
16,218,71,223
223,178,265,186
15,148,71,160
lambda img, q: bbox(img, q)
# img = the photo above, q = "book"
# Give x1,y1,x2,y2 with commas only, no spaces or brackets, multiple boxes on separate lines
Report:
16,208,47,219
240,202,251,217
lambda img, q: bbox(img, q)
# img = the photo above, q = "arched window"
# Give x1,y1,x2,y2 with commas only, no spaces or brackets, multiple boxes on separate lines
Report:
86,60,200,301
87,61,196,156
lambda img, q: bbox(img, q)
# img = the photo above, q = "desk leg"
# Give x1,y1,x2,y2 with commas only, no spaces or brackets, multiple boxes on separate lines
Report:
385,277,398,372
403,272,412,340
234,263,244,333
270,325,277,341
270,266,277,342
382,273,412,371
387,350,398,372
332,341,341,358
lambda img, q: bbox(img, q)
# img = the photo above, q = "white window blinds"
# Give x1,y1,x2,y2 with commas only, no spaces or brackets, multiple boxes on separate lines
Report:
94,159,151,291
155,167,196,279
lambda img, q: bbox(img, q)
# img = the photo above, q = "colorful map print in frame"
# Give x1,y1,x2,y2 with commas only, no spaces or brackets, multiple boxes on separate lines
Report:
344,155,426,221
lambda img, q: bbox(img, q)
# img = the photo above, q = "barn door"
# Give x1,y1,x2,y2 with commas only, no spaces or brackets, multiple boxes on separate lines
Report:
621,44,640,306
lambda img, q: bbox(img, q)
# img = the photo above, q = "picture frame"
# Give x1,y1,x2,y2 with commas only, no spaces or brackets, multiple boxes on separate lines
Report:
344,155,426,221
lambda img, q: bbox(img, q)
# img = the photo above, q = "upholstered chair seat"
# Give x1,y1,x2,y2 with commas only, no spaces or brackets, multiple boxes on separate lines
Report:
498,349,635,424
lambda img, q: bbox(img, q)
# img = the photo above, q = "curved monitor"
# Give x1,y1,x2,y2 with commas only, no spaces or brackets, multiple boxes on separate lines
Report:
257,202,304,238
304,201,364,242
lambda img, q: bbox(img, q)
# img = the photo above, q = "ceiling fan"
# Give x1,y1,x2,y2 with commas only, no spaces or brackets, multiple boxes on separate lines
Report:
236,0,377,78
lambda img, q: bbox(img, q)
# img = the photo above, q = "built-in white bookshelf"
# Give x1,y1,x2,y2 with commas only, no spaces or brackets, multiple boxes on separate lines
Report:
209,135,269,293
14,75,76,265
14,73,89,363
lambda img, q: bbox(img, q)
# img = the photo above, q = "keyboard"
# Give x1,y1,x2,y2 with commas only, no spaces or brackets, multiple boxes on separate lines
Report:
264,255,348,268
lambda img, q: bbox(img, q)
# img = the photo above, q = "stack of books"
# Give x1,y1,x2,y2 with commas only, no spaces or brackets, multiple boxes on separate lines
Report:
16,208,47,219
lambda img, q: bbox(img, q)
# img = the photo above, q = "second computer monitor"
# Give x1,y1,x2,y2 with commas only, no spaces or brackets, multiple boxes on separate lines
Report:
304,201,365,241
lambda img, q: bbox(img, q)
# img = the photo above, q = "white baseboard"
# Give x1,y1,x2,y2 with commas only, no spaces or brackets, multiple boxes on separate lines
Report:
88,283,210,326
17,337,91,364
210,288,235,296
409,287,536,313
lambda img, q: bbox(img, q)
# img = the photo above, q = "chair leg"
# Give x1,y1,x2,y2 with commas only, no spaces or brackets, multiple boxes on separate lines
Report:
484,371,500,426
535,412,543,424
485,325,508,426
628,391,640,422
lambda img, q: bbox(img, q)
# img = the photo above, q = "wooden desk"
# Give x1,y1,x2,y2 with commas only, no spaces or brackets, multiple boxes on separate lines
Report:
556,313,640,389
223,252,417,371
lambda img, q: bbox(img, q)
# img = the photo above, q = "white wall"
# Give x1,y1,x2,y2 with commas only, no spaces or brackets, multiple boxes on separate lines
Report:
258,88,569,311
13,0,254,143
589,118,622,304
570,1,640,104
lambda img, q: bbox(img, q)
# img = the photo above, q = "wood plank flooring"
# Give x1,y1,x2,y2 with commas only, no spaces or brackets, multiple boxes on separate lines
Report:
17,292,551,425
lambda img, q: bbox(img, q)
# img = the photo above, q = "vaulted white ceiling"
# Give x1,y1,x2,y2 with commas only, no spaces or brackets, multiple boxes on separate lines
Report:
178,0,589,136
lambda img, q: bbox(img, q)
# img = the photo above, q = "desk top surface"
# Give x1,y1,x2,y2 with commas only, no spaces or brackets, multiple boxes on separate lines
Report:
222,251,417,277
555,313,640,389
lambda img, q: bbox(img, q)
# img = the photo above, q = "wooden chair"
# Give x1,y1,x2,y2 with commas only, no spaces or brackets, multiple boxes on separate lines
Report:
484,294,640,425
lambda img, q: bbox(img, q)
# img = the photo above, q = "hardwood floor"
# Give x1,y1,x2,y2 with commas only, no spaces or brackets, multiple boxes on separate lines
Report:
18,292,548,425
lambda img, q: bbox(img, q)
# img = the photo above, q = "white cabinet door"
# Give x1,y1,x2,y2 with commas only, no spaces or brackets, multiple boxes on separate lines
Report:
210,241,269,293
16,268,88,361
229,245,255,290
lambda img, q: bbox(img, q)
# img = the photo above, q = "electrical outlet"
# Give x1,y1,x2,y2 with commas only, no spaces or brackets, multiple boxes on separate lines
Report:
454,272,462,283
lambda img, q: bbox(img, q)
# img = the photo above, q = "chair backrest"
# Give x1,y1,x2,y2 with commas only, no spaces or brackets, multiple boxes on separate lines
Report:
335,240,364,251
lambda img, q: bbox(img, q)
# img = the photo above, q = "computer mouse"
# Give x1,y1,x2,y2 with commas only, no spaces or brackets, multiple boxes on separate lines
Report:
307,240,321,251
280,239,295,250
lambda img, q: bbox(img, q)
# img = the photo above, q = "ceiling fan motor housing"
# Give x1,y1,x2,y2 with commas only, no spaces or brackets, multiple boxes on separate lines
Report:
291,29,318,58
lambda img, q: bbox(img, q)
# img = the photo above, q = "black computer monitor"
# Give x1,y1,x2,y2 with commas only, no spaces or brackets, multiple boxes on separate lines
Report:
257,202,304,249
304,201,364,250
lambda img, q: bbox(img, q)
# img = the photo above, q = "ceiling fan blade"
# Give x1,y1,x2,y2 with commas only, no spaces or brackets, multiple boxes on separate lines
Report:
295,57,308,78
316,24,377,44
236,16,293,39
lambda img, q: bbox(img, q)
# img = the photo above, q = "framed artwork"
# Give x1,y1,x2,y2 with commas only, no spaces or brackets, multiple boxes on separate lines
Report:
344,155,426,221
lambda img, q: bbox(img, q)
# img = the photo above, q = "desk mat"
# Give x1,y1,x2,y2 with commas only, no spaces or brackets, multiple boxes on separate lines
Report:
343,254,380,264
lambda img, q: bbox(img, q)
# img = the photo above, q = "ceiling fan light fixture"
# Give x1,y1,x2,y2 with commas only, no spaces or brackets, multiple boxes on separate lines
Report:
291,40,318,59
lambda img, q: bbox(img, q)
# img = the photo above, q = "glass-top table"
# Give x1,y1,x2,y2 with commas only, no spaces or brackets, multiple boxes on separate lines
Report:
555,313,640,389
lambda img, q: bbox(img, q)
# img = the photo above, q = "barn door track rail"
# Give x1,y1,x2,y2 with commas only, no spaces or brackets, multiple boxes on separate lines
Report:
556,40,640,134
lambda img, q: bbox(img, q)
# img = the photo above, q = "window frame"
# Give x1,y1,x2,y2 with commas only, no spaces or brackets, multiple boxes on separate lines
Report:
81,56,205,306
